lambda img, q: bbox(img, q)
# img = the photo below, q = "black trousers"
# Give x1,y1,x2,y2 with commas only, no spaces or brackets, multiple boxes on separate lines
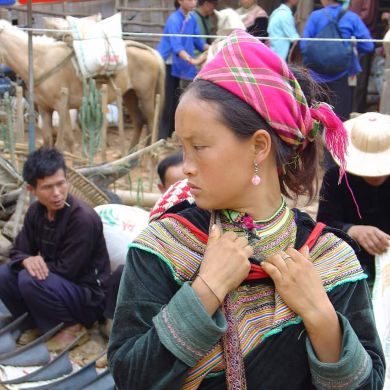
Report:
0,265,104,332
320,75,351,170
158,65,181,140
352,52,374,113
323,74,351,121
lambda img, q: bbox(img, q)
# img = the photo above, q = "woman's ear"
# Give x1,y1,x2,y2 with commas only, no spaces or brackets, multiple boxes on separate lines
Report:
252,129,272,162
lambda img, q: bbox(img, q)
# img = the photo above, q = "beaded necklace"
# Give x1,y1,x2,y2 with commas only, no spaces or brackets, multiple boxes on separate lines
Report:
218,196,297,263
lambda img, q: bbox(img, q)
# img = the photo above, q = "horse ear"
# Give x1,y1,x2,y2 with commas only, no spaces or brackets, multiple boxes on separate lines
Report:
214,9,221,18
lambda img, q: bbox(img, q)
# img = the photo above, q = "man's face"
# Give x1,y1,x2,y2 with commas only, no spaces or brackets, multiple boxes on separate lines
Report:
179,0,197,13
28,169,69,214
203,1,218,16
158,164,186,193
362,175,389,187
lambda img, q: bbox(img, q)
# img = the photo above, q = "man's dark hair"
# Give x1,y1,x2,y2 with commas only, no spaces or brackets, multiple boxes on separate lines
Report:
157,152,183,186
198,0,218,5
23,147,67,187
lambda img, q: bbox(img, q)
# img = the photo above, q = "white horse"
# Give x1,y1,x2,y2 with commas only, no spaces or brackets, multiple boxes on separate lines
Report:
206,9,246,63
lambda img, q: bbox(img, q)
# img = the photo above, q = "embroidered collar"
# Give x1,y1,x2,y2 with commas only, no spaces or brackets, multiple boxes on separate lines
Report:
218,197,296,263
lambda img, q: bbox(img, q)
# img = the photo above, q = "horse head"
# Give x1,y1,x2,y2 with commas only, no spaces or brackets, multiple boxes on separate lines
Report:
214,8,246,36
203,9,246,64
0,19,12,35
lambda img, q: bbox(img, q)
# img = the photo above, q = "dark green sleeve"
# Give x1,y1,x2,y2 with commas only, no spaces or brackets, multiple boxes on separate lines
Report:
307,280,385,389
108,247,226,390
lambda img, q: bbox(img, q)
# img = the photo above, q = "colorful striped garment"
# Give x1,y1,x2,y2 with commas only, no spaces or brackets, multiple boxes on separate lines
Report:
131,198,366,389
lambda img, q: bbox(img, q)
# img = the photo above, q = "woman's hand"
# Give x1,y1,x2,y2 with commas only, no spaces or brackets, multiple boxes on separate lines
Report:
262,246,342,362
261,246,332,322
197,224,253,303
347,225,390,256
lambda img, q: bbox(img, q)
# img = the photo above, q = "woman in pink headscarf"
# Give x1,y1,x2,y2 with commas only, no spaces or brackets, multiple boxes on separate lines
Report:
108,30,384,389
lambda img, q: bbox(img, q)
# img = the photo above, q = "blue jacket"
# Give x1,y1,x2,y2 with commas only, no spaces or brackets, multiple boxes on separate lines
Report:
157,9,205,80
300,5,374,82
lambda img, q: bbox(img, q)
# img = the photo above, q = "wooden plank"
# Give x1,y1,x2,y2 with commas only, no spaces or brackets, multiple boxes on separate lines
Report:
122,20,165,27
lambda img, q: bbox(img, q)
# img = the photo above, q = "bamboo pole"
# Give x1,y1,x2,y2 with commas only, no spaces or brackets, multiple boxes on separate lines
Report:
148,94,161,192
114,189,160,208
114,87,126,157
100,84,108,162
15,86,24,143
151,93,160,145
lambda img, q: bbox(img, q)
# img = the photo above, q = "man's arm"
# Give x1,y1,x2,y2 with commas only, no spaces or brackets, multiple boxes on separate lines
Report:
9,207,39,268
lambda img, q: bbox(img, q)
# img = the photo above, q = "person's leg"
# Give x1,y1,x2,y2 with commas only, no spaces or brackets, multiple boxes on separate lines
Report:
159,65,180,140
325,75,351,121
352,52,374,113
18,269,103,333
320,76,351,170
0,265,34,329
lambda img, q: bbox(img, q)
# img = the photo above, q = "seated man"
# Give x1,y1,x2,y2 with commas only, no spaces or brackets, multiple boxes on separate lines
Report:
317,112,390,286
0,148,110,350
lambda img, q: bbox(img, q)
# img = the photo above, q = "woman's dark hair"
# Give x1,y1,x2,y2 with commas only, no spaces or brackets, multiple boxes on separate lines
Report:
183,67,328,201
23,147,67,187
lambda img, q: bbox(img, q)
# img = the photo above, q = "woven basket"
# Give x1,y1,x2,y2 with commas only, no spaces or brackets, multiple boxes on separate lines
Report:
67,167,110,208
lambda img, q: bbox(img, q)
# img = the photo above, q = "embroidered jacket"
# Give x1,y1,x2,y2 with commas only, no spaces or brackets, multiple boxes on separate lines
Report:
108,182,384,389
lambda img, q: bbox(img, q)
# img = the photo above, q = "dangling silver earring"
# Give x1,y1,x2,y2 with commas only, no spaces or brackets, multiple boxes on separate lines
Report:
251,162,261,186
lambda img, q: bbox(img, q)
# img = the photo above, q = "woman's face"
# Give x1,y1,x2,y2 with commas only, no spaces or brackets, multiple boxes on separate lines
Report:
239,0,256,8
175,93,255,211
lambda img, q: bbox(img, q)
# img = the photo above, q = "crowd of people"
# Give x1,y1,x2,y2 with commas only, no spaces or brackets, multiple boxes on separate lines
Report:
157,0,385,142
0,0,389,389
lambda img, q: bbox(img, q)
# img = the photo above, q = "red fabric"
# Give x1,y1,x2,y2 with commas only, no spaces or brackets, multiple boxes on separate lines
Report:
161,213,209,244
19,0,80,3
301,222,326,251
246,222,326,281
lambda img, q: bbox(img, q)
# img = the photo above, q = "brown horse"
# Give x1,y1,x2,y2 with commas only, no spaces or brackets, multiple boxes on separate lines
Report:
0,20,165,151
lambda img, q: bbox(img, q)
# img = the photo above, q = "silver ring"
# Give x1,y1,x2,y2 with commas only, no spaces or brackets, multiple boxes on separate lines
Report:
282,255,293,262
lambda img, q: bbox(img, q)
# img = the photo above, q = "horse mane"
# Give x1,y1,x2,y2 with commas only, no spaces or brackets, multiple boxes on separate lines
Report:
0,19,61,47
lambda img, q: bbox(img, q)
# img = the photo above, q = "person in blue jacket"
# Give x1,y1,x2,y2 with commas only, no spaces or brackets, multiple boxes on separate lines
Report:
158,0,209,140
300,0,374,169
300,0,374,122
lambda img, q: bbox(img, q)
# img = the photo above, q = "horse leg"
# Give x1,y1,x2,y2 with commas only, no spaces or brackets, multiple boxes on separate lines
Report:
123,90,145,150
56,109,75,153
39,108,54,148
137,92,158,147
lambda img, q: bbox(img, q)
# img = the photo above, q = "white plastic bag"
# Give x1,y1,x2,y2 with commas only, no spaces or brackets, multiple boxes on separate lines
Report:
95,204,149,271
372,248,390,389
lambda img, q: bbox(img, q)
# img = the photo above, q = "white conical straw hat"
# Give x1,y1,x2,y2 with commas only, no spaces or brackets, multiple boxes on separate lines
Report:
335,112,390,177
